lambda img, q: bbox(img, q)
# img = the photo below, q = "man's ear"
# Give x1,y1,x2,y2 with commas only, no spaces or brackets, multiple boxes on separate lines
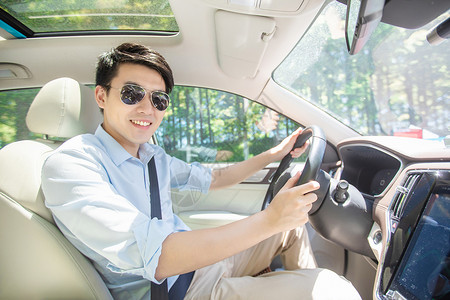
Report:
95,85,107,109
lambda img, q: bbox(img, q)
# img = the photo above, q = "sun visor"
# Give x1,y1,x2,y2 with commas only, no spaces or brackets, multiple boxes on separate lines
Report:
215,10,276,78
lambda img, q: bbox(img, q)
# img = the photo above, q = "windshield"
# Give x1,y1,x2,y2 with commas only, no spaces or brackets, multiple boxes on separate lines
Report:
274,1,449,140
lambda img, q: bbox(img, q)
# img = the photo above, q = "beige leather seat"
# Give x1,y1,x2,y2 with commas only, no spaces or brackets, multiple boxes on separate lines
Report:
0,78,112,299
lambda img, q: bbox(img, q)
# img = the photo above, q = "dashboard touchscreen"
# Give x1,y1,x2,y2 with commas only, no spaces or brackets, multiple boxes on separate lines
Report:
381,171,450,300
390,189,449,299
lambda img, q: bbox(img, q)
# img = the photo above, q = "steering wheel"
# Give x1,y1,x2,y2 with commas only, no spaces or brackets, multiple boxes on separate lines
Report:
259,126,376,260
261,125,328,211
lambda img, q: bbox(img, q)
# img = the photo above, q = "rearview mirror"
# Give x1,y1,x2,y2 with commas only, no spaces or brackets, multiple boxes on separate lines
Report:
345,0,385,54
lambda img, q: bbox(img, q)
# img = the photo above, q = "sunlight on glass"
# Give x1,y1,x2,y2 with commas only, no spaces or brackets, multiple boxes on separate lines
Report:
0,0,178,33
156,86,301,163
274,1,449,139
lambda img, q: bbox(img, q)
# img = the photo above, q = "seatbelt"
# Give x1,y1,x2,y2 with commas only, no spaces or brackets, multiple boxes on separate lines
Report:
148,157,194,300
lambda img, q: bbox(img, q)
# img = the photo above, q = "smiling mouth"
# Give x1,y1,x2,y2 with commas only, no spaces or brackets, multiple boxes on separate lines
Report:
131,120,151,126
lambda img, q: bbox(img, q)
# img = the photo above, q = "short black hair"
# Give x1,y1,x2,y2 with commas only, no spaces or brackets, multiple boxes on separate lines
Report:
95,43,174,94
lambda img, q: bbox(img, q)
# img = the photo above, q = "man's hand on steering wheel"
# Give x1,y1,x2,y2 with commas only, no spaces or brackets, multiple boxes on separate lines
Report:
269,127,309,161
261,126,328,211
264,172,320,232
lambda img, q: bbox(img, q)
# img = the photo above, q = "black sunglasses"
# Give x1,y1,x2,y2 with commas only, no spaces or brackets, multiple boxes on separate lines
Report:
112,84,170,111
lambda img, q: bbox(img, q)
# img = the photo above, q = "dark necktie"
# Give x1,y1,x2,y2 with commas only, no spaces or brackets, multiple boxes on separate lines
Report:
148,157,194,300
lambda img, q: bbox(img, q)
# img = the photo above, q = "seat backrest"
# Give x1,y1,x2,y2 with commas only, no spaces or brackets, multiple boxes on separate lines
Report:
0,78,112,299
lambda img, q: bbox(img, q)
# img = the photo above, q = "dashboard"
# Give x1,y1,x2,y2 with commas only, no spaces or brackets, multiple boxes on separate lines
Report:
337,136,450,300
340,144,401,197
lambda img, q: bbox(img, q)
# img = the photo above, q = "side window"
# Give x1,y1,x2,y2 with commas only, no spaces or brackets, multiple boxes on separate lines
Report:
0,88,40,148
156,86,301,163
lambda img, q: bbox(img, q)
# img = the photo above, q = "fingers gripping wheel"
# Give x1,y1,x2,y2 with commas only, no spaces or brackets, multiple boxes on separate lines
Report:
261,126,328,211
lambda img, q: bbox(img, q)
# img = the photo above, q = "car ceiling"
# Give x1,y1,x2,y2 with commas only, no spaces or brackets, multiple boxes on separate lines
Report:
0,0,326,100
2,0,448,94
0,0,448,145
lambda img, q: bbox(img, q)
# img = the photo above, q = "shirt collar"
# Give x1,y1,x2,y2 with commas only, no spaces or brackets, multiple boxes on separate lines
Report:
94,125,155,166
138,143,154,165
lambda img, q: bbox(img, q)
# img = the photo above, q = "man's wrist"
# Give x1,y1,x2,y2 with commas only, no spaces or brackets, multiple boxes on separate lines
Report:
267,145,284,162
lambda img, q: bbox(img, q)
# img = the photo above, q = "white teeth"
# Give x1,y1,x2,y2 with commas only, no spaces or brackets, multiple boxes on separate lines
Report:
132,120,150,126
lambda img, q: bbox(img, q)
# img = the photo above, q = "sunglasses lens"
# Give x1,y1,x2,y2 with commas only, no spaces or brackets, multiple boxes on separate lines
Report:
120,84,169,110
121,84,145,105
151,92,170,111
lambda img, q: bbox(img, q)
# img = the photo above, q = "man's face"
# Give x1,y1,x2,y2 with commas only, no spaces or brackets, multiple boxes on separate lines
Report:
95,63,167,157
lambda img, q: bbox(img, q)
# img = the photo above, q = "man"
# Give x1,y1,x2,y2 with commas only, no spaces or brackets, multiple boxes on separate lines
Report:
42,43,361,299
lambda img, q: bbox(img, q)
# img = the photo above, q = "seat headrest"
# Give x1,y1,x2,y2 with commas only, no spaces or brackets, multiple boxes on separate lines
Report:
26,77,102,138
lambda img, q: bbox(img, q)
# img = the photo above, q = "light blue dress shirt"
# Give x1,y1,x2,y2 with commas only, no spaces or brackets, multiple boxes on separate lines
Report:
41,125,212,299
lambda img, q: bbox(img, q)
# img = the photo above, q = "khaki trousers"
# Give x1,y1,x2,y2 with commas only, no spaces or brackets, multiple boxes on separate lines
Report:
184,226,361,300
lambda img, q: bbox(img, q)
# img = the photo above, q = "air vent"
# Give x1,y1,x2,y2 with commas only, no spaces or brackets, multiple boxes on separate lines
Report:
390,173,422,219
